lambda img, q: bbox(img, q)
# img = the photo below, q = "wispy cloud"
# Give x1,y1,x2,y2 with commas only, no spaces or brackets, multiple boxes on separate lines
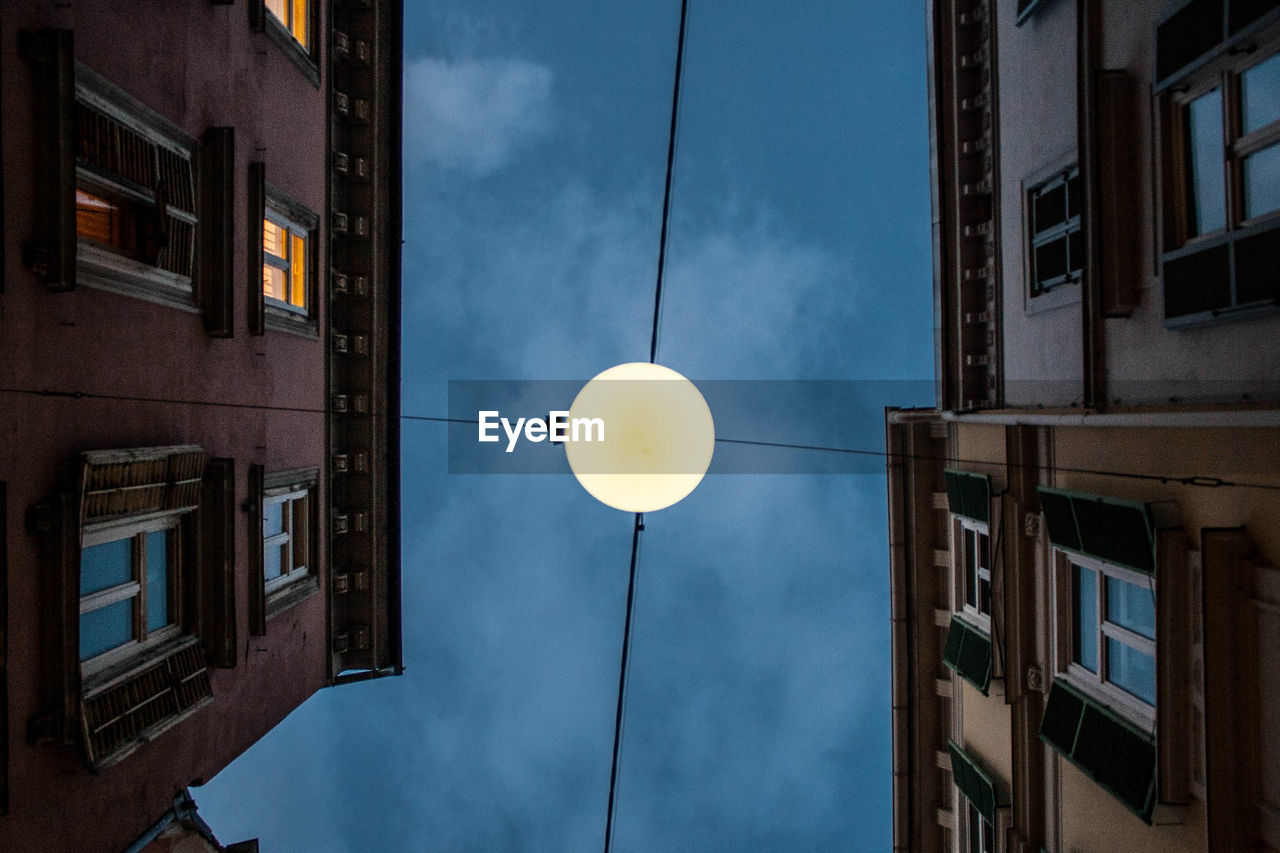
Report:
404,57,555,177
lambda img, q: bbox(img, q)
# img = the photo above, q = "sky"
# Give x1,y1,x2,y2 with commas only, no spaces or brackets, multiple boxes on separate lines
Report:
200,2,934,850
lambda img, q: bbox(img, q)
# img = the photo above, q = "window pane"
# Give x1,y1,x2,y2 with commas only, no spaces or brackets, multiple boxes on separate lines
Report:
80,598,133,660
968,802,981,853
291,495,310,570
1073,564,1099,672
1106,575,1155,639
146,531,170,632
292,0,308,47
290,233,307,308
980,815,995,853
1067,227,1083,275
265,0,287,26
1242,52,1280,136
977,531,990,571
264,542,284,581
1035,235,1069,283
1107,637,1156,705
263,219,287,260
81,538,132,595
1187,89,1225,235
964,528,977,608
979,577,991,617
1033,182,1066,234
1066,171,1081,220
263,501,284,537
1243,143,1280,220
263,265,287,302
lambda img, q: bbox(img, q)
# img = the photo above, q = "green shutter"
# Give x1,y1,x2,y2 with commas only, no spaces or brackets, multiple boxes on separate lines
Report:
1037,487,1155,574
948,740,1001,822
941,616,992,695
944,469,991,524
1038,679,1157,822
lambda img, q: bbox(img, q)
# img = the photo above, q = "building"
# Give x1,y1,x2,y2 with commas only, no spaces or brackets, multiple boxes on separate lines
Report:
888,1,1280,851
0,1,403,850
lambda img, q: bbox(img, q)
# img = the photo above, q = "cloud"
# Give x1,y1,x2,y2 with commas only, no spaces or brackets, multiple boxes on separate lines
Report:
404,57,555,177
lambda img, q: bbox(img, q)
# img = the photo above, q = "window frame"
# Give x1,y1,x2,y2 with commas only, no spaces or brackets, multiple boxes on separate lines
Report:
262,486,311,595
73,65,201,313
954,516,993,631
964,799,996,853
79,511,185,681
260,184,319,337
254,0,320,87
1159,26,1280,326
1053,549,1157,732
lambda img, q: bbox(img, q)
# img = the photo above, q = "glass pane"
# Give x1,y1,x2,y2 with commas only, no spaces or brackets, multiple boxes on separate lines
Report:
1066,171,1081,220
1067,227,1083,275
968,802,981,853
290,233,307,308
291,495,310,569
1073,564,1099,672
1033,182,1066,234
81,538,132,595
979,577,991,617
1106,575,1155,639
263,265,286,301
963,528,977,608
292,0,308,47
1242,52,1280,136
264,542,284,581
265,0,287,27
1243,143,1280,220
1034,235,1069,283
80,598,133,660
977,531,989,571
980,815,995,853
1187,89,1225,235
146,531,170,632
263,218,287,259
263,501,284,537
1107,637,1156,705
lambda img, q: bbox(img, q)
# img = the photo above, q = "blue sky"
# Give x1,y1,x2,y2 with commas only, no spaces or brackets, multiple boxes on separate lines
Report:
201,2,934,849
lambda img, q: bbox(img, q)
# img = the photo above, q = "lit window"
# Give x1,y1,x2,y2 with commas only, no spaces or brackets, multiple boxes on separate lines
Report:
265,0,308,49
262,214,308,313
73,71,198,307
262,487,311,594
1027,166,1082,296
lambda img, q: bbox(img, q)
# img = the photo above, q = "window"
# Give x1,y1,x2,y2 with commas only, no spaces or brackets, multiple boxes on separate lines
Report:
265,0,309,49
1158,2,1280,324
252,178,319,337
79,515,181,678
74,68,199,310
1068,555,1157,714
966,801,995,853
248,467,320,632
262,487,311,594
1027,167,1082,296
262,214,308,314
960,520,992,622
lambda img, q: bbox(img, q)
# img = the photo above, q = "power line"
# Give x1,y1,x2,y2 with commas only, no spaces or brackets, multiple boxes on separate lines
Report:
604,514,643,853
649,0,690,367
2,385,1276,492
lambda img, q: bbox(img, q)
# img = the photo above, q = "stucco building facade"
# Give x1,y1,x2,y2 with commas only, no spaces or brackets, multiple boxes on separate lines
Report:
888,1,1280,851
0,1,402,850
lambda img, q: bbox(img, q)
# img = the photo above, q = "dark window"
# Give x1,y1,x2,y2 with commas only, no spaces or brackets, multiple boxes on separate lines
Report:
1028,167,1082,295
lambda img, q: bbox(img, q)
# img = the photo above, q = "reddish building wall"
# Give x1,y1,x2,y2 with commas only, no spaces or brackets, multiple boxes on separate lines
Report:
1,1,335,850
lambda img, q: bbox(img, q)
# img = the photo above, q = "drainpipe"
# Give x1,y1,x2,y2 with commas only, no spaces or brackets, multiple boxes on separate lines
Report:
121,789,212,853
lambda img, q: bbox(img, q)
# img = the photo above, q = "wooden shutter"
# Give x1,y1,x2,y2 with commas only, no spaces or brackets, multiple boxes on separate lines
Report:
948,740,1000,822
201,127,236,337
248,162,266,336
247,464,267,636
20,29,76,291
942,616,992,695
200,459,237,668
80,637,213,769
1037,487,1155,574
80,446,206,522
944,469,991,525
1039,678,1157,821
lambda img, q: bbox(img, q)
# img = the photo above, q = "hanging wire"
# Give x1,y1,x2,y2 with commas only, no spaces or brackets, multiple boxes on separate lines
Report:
649,0,690,366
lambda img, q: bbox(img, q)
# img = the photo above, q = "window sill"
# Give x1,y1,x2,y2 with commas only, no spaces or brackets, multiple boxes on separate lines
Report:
263,17,320,88
78,240,198,314
266,574,320,621
265,303,319,339
1025,280,1081,316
